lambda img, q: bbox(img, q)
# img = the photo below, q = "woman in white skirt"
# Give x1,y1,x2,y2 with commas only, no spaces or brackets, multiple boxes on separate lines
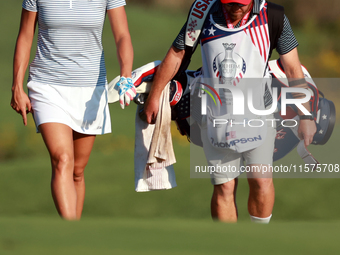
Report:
11,0,135,220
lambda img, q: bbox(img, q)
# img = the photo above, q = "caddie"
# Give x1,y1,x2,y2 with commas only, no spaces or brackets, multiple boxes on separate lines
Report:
143,0,316,223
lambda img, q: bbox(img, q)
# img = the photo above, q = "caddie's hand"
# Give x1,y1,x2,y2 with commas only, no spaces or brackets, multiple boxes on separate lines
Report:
143,96,159,124
115,76,136,109
10,89,32,126
298,119,317,147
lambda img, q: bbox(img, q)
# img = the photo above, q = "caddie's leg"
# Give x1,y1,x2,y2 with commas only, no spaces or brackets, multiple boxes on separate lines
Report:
73,131,96,219
243,120,276,223
39,123,77,220
211,178,238,222
247,165,275,222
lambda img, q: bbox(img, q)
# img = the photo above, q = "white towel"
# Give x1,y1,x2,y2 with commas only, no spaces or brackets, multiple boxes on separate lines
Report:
134,83,177,192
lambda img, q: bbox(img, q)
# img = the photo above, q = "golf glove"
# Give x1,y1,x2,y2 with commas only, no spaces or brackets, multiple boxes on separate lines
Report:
115,76,136,109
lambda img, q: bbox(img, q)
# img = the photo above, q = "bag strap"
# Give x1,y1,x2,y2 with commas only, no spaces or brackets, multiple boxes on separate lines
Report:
267,1,285,58
177,0,217,79
184,0,217,48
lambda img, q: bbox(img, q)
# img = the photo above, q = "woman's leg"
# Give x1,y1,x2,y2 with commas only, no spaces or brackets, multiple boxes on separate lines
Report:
39,123,77,220
72,131,96,219
39,124,96,220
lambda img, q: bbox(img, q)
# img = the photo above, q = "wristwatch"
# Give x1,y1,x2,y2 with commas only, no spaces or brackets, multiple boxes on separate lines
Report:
299,113,314,120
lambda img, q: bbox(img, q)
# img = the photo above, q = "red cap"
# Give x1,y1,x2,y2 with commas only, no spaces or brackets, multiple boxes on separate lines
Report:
220,0,252,4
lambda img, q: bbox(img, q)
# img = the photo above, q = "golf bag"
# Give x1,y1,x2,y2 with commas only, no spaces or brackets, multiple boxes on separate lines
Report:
131,60,336,163
268,59,336,161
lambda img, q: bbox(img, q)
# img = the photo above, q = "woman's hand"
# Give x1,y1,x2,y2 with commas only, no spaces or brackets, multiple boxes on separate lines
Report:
11,87,32,126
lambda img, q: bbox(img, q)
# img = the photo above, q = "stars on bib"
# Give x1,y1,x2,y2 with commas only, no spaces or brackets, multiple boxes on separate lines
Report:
208,26,216,36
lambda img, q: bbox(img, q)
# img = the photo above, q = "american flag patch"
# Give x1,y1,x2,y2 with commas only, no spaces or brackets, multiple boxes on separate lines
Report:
243,4,270,63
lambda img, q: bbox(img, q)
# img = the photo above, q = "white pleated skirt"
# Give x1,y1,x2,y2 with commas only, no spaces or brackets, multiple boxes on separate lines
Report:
27,81,111,135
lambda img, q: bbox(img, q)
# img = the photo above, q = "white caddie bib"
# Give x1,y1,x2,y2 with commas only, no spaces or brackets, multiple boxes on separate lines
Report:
200,2,272,152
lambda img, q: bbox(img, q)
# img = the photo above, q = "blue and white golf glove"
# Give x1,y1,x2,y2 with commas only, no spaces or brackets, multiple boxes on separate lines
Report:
115,76,136,109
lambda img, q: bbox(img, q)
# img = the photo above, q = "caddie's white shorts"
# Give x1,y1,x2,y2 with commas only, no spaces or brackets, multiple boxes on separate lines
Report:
28,81,111,135
200,116,276,185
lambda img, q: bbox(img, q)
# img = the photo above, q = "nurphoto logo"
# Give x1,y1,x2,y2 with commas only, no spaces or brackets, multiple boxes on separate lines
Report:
200,83,312,116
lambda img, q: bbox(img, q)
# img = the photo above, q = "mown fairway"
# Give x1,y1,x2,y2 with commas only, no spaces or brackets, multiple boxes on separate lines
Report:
1,217,340,255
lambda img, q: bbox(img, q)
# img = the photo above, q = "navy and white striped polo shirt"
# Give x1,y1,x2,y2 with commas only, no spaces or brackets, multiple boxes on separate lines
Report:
22,0,126,87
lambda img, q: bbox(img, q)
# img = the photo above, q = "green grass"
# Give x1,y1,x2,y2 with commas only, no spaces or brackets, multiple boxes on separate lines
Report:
1,217,340,255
